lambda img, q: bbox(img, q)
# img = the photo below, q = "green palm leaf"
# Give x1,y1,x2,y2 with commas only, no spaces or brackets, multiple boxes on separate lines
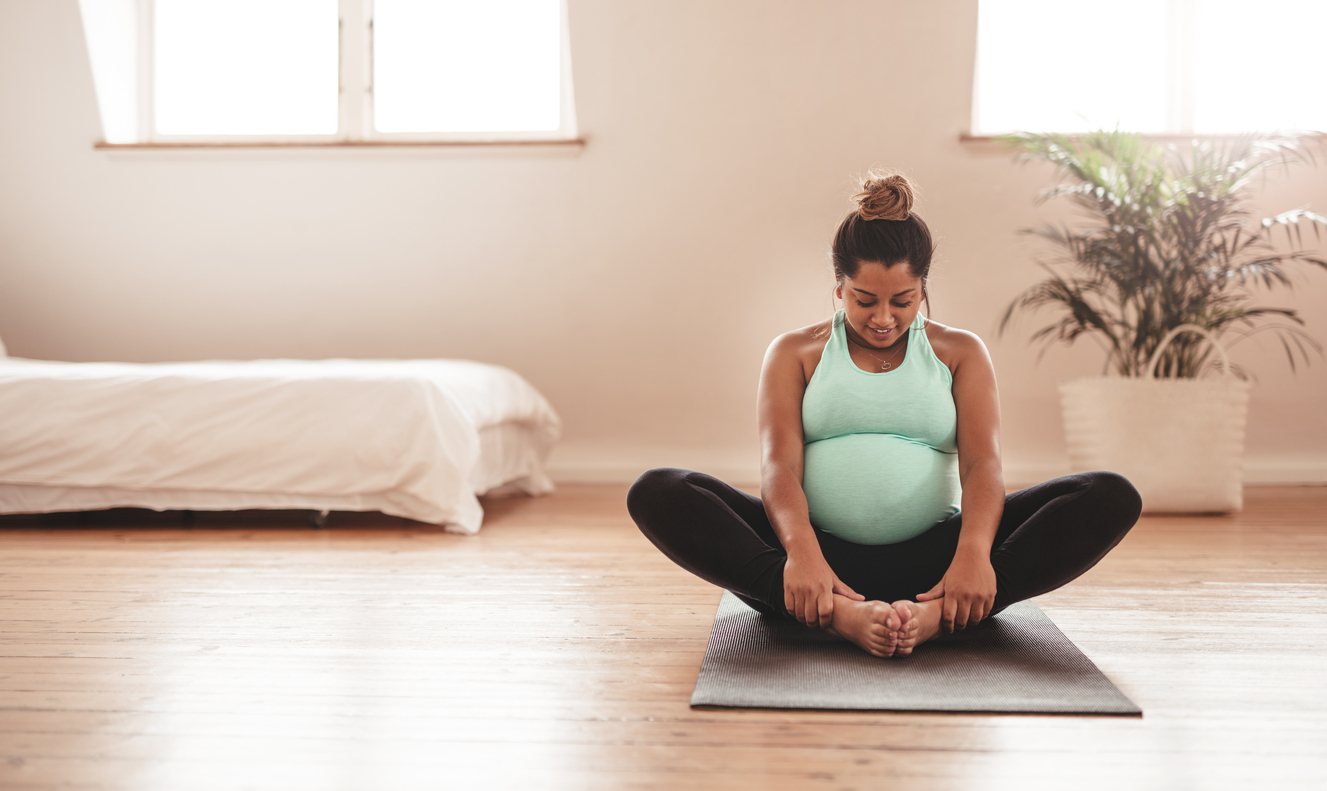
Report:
999,130,1327,378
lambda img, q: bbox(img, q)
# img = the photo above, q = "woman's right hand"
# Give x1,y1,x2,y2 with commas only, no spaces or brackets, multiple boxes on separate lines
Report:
783,549,865,628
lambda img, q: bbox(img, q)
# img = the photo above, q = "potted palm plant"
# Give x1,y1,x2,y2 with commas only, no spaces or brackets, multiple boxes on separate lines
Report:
999,130,1327,512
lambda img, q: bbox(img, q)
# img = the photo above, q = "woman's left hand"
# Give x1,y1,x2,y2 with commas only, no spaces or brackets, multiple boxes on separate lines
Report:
916,548,997,632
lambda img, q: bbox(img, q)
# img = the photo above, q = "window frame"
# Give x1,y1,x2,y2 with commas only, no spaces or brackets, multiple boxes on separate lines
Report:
87,0,580,147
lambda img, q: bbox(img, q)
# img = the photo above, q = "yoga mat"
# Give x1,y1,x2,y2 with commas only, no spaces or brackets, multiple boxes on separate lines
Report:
691,591,1141,715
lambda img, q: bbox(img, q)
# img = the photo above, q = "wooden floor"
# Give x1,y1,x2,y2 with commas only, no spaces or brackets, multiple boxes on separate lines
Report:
0,486,1324,791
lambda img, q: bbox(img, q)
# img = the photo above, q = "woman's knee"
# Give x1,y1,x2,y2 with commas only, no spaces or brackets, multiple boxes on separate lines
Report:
626,467,690,516
625,467,721,533
1080,470,1143,526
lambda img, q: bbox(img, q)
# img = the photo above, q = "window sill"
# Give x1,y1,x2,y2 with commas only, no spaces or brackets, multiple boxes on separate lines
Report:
95,138,586,150
961,132,1326,144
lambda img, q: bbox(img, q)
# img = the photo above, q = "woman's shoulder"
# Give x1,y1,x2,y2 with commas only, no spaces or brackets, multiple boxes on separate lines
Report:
765,318,834,382
768,318,832,354
922,318,990,371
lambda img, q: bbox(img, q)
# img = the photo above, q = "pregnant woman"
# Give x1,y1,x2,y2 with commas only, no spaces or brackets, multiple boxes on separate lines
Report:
627,173,1142,658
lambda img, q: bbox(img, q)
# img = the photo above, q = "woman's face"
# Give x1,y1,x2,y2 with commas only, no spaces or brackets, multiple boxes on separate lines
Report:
834,261,923,350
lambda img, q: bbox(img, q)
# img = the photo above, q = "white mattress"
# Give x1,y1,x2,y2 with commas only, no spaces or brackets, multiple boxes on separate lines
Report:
0,357,562,533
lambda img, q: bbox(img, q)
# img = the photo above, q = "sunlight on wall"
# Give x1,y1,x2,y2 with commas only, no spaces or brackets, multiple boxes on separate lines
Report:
77,0,137,143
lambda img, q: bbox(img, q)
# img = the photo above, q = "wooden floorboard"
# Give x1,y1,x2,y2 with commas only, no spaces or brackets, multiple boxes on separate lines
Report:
0,485,1324,790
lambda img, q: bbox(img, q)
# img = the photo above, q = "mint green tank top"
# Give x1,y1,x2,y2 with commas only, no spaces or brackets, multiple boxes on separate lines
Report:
800,310,961,545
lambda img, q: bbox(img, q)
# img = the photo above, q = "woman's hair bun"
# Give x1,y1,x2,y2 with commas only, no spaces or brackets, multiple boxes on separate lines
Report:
853,171,914,222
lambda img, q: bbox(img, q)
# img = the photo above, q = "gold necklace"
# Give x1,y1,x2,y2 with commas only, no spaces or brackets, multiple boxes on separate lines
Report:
848,332,907,371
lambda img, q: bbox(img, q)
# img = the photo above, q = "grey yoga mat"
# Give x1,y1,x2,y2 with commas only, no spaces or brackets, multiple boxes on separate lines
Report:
691,591,1141,715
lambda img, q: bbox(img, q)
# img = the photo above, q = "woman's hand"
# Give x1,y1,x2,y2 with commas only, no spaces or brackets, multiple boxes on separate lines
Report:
916,547,997,632
783,549,865,629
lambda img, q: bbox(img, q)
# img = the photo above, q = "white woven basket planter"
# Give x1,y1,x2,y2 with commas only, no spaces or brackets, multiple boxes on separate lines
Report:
1058,325,1252,514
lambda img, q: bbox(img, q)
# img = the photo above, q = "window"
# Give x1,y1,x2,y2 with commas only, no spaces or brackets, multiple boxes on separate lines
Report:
78,0,578,145
974,0,1327,135
154,0,339,136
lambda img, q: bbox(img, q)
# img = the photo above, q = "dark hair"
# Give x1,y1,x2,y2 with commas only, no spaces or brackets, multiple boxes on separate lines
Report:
831,172,935,313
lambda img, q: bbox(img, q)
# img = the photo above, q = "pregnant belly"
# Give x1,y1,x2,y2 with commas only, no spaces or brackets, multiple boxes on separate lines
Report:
802,433,961,545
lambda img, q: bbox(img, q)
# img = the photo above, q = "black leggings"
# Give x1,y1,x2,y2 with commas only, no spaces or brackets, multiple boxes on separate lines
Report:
626,468,1142,617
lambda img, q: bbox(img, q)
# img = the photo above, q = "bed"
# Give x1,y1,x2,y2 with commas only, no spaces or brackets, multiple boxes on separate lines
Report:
0,350,561,534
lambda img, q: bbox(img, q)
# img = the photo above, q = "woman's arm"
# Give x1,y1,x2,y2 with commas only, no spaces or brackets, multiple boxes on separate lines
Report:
758,331,864,629
916,328,1005,632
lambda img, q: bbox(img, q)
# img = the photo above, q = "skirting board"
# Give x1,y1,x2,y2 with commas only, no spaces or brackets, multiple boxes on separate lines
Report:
545,444,763,487
545,444,1327,488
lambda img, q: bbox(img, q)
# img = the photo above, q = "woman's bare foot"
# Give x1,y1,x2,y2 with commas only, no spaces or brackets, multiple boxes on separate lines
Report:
889,599,945,656
826,595,903,658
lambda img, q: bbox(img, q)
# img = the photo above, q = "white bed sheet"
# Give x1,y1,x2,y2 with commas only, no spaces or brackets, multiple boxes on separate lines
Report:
0,357,561,533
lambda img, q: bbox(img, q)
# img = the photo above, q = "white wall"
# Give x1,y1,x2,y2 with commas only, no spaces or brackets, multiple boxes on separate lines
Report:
1,0,1324,485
